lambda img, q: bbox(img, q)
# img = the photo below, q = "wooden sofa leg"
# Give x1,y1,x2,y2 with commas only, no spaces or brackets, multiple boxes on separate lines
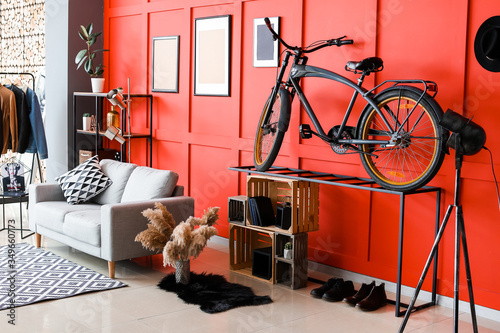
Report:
35,233,41,247
108,261,116,279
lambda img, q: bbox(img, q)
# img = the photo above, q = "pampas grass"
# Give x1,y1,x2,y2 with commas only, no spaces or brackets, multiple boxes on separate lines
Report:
135,203,220,267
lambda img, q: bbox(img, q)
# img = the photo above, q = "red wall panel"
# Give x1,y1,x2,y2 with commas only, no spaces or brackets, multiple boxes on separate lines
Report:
103,0,500,310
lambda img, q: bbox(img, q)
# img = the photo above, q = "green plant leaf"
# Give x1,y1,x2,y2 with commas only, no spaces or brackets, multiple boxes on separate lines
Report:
79,25,89,40
75,49,87,64
76,56,88,69
84,59,92,73
93,48,109,53
87,23,93,35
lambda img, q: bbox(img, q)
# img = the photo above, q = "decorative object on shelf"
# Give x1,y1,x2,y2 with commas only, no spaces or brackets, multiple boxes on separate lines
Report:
283,241,292,259
107,78,133,162
253,17,280,67
75,23,109,92
474,16,500,72
135,203,220,284
194,15,231,96
82,113,91,131
152,36,180,93
90,114,97,131
276,196,292,230
106,105,120,131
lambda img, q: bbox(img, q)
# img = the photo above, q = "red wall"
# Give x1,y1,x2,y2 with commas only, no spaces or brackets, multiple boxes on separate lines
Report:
102,0,500,310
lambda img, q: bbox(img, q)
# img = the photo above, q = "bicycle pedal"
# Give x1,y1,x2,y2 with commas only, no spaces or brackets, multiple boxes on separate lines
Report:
299,124,313,139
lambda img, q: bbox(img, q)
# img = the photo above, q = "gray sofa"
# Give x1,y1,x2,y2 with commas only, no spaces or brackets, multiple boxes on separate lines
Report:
29,159,194,278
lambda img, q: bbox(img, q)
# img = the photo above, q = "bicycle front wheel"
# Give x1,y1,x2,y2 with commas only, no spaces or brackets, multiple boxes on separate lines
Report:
254,88,290,171
358,87,445,192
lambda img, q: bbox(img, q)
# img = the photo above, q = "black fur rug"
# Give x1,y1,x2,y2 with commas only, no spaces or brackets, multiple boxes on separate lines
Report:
158,272,273,313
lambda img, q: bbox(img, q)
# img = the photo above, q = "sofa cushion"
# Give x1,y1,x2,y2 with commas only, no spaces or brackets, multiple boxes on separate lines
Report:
91,159,137,205
120,167,179,203
55,155,113,204
63,210,102,247
33,201,101,233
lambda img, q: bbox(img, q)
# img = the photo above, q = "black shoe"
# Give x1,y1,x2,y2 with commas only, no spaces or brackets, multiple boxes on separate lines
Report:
310,277,342,298
356,283,388,311
343,281,375,306
322,279,356,302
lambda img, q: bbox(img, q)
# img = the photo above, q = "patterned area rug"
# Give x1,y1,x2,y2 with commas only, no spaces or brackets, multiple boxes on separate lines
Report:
0,243,126,310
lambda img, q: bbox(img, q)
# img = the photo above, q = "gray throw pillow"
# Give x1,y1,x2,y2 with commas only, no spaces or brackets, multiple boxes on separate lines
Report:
91,159,137,204
120,167,179,202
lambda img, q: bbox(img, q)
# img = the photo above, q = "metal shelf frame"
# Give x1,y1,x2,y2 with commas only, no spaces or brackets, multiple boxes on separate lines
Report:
72,92,153,167
229,165,441,317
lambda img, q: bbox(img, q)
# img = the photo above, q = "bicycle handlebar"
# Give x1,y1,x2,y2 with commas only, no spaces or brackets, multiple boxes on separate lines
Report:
264,17,353,53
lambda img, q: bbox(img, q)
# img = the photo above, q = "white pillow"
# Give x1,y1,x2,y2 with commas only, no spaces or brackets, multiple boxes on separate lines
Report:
55,156,112,205
120,167,178,202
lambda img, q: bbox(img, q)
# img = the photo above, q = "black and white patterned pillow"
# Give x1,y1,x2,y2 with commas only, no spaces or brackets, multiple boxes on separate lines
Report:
55,155,112,204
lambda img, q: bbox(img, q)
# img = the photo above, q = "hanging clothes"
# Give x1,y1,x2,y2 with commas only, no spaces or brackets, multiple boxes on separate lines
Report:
0,85,18,154
7,84,30,153
24,87,48,159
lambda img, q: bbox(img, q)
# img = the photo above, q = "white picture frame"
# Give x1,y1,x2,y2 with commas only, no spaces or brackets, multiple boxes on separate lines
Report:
194,15,232,96
253,17,280,67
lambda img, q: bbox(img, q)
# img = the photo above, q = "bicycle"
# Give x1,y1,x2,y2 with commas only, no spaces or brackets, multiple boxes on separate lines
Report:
254,18,448,192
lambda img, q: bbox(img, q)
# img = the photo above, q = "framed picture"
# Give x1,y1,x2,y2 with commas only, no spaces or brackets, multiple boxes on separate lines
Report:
152,36,180,93
194,15,231,96
1,158,29,194
253,17,280,67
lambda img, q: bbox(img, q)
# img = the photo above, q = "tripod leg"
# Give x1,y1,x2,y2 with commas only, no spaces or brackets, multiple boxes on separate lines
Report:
457,206,479,333
398,204,454,333
454,205,460,333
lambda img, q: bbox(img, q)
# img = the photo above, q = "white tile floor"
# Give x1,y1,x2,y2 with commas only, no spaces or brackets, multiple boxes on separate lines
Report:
1,206,499,332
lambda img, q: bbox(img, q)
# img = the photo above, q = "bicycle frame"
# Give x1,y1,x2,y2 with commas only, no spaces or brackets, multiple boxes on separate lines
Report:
265,50,437,148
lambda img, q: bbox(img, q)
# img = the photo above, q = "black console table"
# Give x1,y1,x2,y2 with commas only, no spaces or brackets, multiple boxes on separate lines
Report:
229,165,441,317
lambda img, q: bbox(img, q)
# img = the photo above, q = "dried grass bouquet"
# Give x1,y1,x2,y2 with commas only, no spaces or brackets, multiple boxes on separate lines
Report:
135,203,220,267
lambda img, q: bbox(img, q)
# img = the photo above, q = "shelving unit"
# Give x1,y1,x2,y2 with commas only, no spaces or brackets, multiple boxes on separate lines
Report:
229,165,441,317
72,92,153,167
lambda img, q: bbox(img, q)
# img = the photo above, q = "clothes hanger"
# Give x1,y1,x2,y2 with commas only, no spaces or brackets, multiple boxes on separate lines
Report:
14,78,23,87
2,78,12,85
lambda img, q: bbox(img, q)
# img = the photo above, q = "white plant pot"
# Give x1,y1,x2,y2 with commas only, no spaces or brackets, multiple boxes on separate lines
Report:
91,77,105,93
284,249,292,260
82,117,92,131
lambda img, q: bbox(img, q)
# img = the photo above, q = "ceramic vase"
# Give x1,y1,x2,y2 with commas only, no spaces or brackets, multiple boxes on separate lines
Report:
284,249,292,260
91,77,105,93
82,117,91,131
175,260,190,284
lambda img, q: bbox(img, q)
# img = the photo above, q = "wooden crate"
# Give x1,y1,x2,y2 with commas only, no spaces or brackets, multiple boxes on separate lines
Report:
229,224,275,284
246,175,319,234
228,195,247,225
275,232,308,289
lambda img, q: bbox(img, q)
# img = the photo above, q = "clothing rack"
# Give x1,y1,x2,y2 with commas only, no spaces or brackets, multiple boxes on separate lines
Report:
0,72,44,238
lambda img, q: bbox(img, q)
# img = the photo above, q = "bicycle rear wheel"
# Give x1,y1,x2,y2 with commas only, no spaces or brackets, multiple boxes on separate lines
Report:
358,86,445,192
254,88,290,171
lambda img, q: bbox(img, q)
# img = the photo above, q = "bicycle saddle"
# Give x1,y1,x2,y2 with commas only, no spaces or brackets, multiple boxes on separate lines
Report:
345,57,384,74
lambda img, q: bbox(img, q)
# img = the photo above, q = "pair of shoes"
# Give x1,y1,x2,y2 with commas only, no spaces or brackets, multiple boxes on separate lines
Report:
322,279,356,302
343,281,387,311
310,278,356,302
310,277,342,298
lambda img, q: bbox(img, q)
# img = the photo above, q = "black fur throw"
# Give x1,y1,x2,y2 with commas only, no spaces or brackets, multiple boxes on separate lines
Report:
158,272,273,313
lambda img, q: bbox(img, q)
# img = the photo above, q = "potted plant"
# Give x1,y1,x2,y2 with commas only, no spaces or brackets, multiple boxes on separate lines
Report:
82,113,91,131
284,241,292,259
135,203,220,284
75,23,108,93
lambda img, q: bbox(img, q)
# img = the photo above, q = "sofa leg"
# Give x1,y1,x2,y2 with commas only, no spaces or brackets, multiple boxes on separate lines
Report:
35,233,41,247
108,261,116,279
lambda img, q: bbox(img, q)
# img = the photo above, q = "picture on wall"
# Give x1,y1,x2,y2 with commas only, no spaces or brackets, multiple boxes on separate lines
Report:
152,36,180,93
253,17,280,67
194,15,231,96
